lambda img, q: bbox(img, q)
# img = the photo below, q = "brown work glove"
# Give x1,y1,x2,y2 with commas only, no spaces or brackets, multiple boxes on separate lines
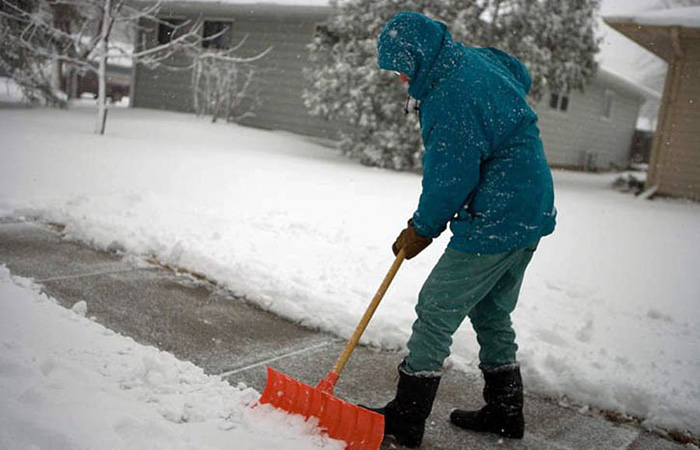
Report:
392,219,432,260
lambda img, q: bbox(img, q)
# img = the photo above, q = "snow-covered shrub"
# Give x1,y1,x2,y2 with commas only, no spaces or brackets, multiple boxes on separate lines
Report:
189,33,272,124
612,173,647,195
304,0,600,170
192,56,260,123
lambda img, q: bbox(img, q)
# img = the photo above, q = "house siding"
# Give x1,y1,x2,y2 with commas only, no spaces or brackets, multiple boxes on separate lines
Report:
132,10,339,139
133,59,194,112
655,36,700,200
534,74,644,170
132,6,646,171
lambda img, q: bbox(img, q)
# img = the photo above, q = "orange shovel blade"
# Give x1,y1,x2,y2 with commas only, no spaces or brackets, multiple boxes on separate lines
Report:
258,367,384,450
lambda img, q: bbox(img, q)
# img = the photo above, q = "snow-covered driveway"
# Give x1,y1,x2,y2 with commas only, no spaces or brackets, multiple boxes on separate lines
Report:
1,105,699,435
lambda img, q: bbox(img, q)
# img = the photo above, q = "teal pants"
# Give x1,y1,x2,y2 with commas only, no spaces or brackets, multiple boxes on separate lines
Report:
404,244,537,374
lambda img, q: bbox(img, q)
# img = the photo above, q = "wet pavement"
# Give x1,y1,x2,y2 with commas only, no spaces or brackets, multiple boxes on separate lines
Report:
0,219,689,450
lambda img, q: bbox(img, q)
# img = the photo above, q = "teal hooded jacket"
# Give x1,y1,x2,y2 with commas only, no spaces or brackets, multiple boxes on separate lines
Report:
377,12,556,254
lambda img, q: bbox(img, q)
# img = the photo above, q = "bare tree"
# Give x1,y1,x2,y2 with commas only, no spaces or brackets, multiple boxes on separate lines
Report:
191,34,271,123
0,0,85,106
1,1,274,133
0,0,203,134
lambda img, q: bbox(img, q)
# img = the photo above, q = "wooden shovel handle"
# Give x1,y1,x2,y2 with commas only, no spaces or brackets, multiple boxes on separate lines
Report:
331,249,406,377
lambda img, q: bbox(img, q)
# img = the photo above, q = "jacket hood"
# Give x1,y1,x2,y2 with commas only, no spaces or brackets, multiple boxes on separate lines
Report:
476,47,533,94
377,12,459,100
378,13,533,98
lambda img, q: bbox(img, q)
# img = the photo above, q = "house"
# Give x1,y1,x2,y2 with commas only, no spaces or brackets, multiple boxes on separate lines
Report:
131,1,334,138
605,7,700,200
534,68,655,170
63,64,131,102
131,0,653,171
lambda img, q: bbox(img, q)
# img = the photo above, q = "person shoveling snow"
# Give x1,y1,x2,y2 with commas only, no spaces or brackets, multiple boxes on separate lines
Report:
364,11,557,447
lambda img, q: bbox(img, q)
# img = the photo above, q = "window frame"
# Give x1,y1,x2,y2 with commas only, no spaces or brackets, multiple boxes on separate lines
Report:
202,20,233,50
156,18,186,46
548,92,570,113
560,95,569,112
549,93,559,109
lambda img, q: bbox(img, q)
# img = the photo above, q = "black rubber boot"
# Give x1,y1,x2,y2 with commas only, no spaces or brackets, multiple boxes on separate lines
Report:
365,362,441,448
450,364,524,439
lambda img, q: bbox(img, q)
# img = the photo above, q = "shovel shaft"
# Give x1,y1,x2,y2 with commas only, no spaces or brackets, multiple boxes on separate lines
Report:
330,249,406,379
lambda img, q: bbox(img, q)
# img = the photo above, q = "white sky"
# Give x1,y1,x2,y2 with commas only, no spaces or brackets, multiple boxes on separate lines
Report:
597,0,670,90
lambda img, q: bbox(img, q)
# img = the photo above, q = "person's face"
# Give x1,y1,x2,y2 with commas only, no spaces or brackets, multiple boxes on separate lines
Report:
394,71,410,84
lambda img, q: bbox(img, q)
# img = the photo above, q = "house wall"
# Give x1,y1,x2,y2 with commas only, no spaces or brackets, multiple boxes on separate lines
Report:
132,9,339,139
534,73,644,170
655,36,700,200
133,7,645,171
132,16,196,112
228,16,338,139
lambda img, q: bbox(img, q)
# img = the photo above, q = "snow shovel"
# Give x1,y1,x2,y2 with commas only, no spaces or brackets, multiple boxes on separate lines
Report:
258,249,406,450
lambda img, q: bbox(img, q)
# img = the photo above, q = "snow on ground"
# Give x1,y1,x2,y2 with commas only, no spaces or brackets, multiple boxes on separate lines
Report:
0,105,699,436
0,265,343,450
0,77,26,104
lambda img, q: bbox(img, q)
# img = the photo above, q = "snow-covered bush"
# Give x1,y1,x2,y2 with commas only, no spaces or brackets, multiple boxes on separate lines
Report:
191,35,270,124
304,0,600,170
192,57,259,123
612,173,647,195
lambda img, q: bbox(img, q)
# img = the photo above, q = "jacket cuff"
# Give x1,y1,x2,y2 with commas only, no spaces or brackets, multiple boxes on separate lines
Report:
411,213,442,239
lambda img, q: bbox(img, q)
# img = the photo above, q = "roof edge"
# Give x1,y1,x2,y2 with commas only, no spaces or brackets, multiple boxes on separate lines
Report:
597,67,662,101
604,6,700,29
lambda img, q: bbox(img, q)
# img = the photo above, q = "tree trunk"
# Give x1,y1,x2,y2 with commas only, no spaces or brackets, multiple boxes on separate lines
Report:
70,69,79,100
95,0,111,135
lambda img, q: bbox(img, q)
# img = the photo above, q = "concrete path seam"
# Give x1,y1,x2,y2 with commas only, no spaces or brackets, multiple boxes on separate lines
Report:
35,268,145,283
218,340,335,379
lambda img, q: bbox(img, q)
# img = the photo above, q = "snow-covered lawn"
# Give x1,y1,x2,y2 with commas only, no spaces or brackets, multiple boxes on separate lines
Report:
1,105,699,437
0,77,26,104
0,266,343,449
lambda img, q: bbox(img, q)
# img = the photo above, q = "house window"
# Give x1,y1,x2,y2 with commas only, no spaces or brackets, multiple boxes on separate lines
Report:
157,18,185,45
203,21,232,49
560,95,569,112
603,90,615,119
549,93,569,112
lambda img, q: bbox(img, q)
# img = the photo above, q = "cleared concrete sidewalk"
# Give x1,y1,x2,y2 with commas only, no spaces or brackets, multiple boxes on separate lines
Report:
0,220,687,450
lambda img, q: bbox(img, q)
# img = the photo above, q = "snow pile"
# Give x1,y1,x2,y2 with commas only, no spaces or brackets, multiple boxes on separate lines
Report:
0,77,26,104
0,265,343,450
0,106,699,436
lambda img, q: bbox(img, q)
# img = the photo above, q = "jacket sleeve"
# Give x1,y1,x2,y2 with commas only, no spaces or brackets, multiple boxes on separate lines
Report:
411,101,489,239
